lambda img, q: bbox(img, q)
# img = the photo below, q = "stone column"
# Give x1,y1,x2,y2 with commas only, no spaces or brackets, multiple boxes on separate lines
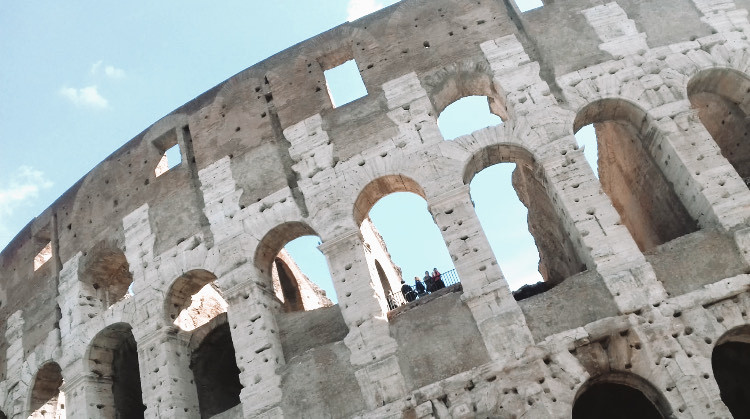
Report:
60,370,114,419
4,311,27,418
318,230,407,409
539,146,668,312
224,274,285,418
134,328,200,419
427,186,535,360
652,107,750,231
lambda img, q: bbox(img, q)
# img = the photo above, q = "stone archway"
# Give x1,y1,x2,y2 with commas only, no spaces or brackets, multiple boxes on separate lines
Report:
88,323,144,419
464,144,585,285
573,373,672,419
712,325,750,418
190,320,242,418
574,98,698,251
29,362,64,418
688,68,750,184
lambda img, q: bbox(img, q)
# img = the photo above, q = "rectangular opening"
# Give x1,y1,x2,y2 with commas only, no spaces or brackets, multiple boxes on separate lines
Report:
323,59,368,108
515,0,543,12
153,129,182,177
34,241,52,271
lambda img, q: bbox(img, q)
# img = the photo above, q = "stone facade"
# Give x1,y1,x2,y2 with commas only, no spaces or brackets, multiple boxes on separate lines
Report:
2,0,750,417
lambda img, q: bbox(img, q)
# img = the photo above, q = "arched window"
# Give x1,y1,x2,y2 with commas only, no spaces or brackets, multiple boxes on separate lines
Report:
574,99,698,251
165,269,227,331
437,95,503,140
712,325,750,418
78,244,133,309
29,362,64,418
354,176,456,309
466,145,585,293
573,373,671,419
190,319,242,418
688,68,750,185
88,323,144,419
256,223,336,311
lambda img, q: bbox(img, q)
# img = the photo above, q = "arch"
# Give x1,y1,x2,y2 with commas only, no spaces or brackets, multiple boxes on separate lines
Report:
254,221,318,276
87,322,144,419
78,242,133,309
688,68,750,182
573,372,673,419
353,175,426,226
574,98,698,251
190,321,242,418
426,61,508,120
465,144,585,285
164,269,227,331
29,361,64,418
712,324,750,418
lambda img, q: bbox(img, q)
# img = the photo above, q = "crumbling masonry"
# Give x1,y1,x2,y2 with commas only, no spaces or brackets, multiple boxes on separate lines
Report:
3,0,750,417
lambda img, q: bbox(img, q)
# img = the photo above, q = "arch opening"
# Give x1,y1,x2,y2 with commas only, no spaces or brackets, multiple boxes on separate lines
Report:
256,222,336,310
78,244,133,309
573,382,665,419
688,68,750,185
165,269,228,331
190,321,242,419
29,362,64,419
574,99,698,251
355,175,457,310
88,323,144,419
437,95,503,140
467,145,585,293
712,325,750,418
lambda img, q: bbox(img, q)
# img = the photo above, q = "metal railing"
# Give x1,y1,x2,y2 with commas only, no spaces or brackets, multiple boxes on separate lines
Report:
387,269,460,310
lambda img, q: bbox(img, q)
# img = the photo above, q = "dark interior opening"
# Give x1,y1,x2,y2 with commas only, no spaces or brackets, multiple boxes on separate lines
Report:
29,362,64,415
113,332,145,419
712,340,750,418
190,322,243,418
573,382,664,419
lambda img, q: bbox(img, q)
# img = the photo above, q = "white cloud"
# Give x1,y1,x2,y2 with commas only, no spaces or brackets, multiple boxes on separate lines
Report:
90,60,103,75
91,60,125,79
104,65,125,79
0,166,53,248
347,0,384,21
59,85,108,108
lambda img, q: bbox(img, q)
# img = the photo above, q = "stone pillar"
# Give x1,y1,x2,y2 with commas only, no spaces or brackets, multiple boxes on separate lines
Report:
427,186,535,359
318,230,407,409
60,371,114,419
134,328,200,419
224,274,285,418
540,146,668,312
652,107,750,231
4,311,27,418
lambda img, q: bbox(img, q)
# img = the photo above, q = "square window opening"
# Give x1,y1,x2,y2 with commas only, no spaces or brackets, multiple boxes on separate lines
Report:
323,59,368,108
34,241,52,271
515,0,543,12
153,129,182,177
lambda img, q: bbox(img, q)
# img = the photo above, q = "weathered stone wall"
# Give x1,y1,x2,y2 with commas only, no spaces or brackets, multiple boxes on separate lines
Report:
4,0,750,417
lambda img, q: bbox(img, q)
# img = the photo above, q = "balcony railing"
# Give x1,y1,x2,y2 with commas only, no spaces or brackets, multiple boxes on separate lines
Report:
387,268,460,310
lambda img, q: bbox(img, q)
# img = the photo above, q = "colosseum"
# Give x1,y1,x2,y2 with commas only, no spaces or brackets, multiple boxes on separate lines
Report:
2,0,750,417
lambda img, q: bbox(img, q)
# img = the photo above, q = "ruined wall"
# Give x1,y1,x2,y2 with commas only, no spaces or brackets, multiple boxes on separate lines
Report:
4,0,750,417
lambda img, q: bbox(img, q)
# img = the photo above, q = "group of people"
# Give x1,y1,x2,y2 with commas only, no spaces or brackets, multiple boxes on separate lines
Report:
400,268,446,303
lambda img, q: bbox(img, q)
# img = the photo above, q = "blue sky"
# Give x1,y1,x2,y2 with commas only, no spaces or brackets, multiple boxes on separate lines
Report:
0,0,606,303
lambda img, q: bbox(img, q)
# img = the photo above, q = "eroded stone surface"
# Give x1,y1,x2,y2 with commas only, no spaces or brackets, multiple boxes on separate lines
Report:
3,0,750,418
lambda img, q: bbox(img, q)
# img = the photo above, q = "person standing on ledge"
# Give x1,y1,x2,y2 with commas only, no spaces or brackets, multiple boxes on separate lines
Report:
432,268,445,290
424,270,435,293
414,276,427,297
401,280,416,302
